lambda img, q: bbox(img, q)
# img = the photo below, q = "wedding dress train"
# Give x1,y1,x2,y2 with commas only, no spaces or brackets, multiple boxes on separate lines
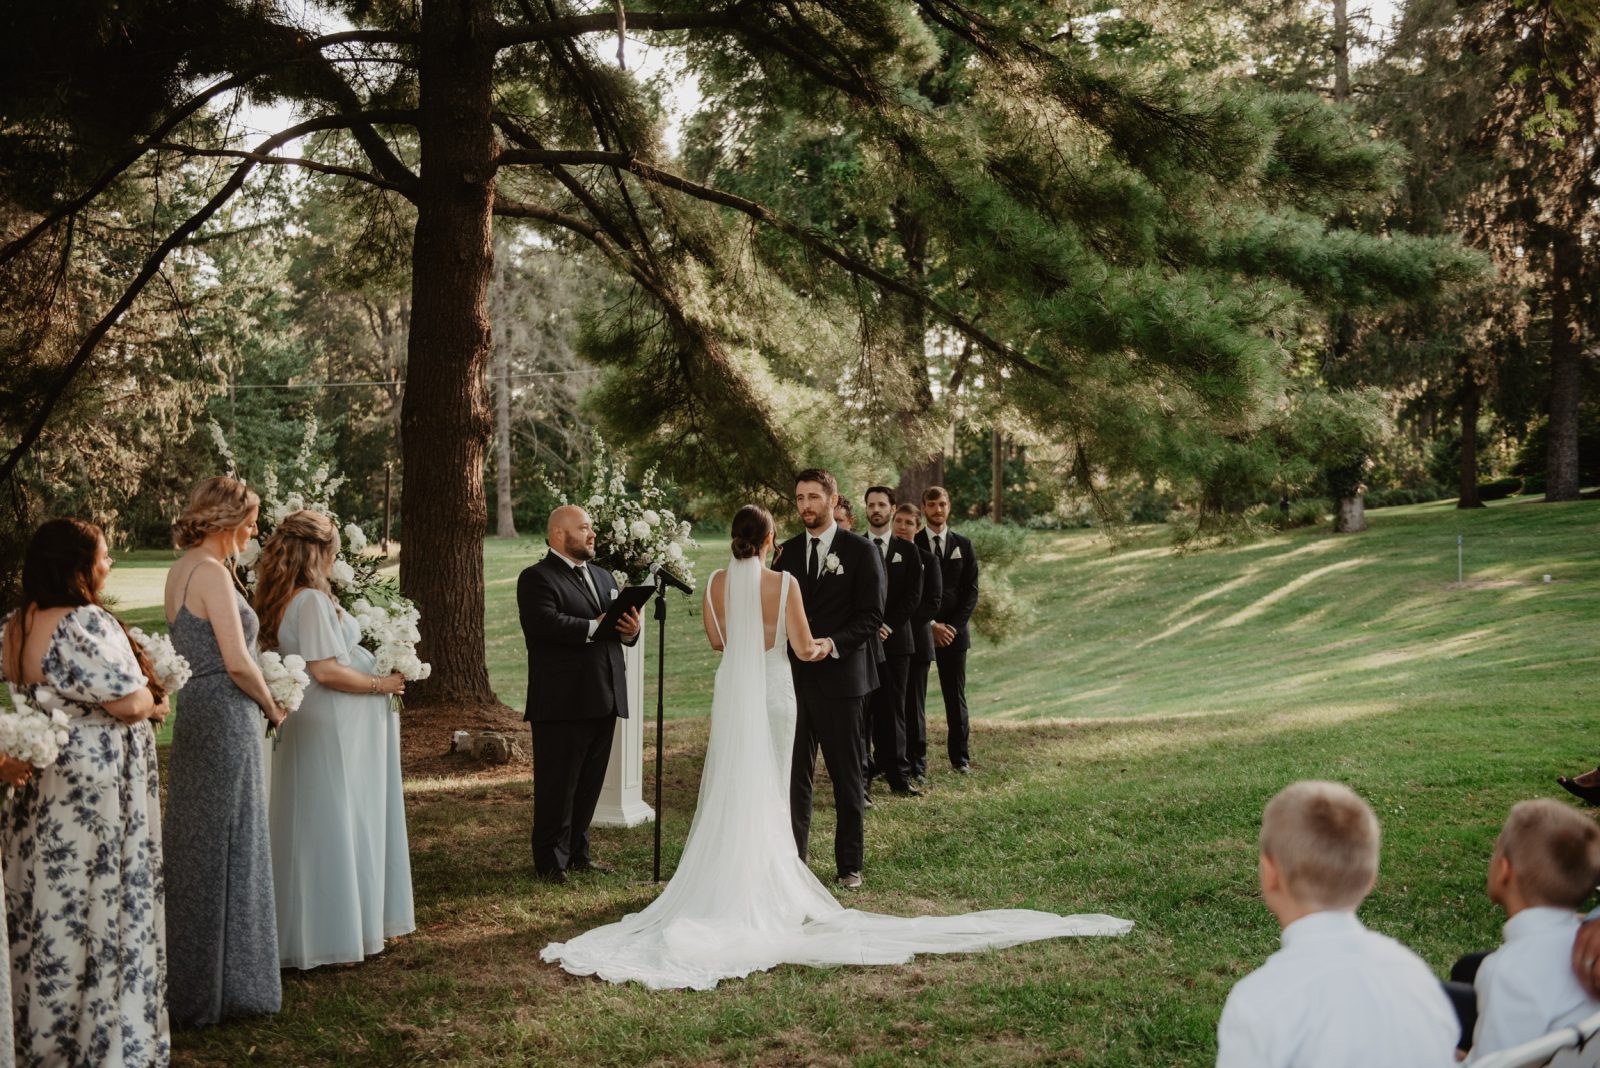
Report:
540,556,1131,990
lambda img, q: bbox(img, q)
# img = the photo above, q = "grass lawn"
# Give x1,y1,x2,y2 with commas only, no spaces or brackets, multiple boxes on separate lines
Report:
102,496,1599,1066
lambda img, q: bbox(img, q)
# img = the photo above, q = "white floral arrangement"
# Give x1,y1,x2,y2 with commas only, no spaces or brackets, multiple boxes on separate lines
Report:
551,433,697,589
209,420,430,682
0,684,72,771
257,650,311,712
127,627,192,694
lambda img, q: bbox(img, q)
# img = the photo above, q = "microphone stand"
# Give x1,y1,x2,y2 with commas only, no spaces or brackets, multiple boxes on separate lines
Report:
652,571,669,883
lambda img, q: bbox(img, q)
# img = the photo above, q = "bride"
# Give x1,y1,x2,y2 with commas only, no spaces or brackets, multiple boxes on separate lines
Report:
541,505,1131,990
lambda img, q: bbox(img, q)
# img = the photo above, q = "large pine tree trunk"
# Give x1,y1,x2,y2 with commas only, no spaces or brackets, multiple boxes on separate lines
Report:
891,208,944,505
1545,228,1583,501
398,0,499,705
990,428,1004,522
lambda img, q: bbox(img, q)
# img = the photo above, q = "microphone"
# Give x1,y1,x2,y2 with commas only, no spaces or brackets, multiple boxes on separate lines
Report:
650,563,694,595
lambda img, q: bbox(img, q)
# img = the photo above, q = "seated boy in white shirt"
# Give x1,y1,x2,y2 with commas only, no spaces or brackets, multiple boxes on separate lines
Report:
1466,799,1600,1063
1216,781,1458,1068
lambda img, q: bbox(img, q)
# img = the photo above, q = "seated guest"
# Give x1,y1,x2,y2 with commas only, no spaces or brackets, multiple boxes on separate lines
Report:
1464,800,1600,1063
1216,781,1457,1068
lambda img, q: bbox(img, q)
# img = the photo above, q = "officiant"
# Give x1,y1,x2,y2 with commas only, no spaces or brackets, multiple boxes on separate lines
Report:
518,504,641,884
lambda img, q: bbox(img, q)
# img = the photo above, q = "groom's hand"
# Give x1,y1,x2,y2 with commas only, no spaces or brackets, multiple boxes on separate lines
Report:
807,637,834,661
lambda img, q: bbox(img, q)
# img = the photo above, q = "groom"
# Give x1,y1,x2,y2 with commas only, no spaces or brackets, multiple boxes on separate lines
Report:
776,469,885,889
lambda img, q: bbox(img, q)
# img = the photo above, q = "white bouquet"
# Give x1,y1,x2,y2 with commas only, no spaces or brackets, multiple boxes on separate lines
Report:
257,650,311,711
0,684,72,770
555,432,696,589
127,627,192,694
351,598,432,681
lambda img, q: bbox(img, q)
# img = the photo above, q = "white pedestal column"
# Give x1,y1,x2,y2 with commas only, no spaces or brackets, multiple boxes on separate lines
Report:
591,614,656,827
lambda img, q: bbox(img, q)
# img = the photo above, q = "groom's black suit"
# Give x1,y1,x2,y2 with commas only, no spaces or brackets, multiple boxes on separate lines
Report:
776,524,885,877
518,550,633,879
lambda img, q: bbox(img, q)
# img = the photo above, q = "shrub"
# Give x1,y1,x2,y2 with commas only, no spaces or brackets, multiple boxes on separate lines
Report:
1365,485,1449,509
1476,477,1522,501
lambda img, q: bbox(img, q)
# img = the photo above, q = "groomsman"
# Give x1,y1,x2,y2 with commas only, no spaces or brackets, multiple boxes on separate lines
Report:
915,486,979,773
517,505,641,884
777,469,885,889
896,503,942,780
862,486,924,797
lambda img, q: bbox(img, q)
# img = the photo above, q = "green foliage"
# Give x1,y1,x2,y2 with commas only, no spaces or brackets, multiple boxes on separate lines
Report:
1474,477,1522,502
962,521,1035,644
1511,411,1600,495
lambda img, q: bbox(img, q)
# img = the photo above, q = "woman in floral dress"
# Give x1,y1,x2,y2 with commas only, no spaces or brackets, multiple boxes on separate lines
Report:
0,518,170,1067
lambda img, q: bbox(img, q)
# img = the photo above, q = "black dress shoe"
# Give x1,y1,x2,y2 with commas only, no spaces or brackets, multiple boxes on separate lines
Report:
863,795,875,810
1558,777,1600,806
890,784,922,797
570,860,615,875
536,868,568,885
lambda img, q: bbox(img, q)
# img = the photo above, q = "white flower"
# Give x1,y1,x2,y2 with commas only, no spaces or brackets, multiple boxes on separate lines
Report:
589,494,605,508
330,559,357,589
824,553,843,575
128,627,192,693
629,520,651,541
343,523,368,554
258,651,311,711
677,521,692,540
611,569,629,589
666,543,684,561
643,509,660,526
0,684,71,768
237,537,261,568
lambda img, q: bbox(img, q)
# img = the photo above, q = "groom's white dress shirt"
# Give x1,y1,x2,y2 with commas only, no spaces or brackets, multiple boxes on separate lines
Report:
805,522,840,577
1215,910,1457,1068
1468,907,1600,1063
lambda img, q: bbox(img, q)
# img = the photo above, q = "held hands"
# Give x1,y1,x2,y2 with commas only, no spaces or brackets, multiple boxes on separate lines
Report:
265,703,290,729
878,624,891,641
0,755,33,789
805,637,834,662
147,698,171,726
374,672,406,697
933,622,956,648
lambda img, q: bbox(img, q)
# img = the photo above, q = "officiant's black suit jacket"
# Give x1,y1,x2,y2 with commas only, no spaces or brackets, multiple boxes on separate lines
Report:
915,528,979,653
877,534,924,659
517,550,630,723
776,528,885,699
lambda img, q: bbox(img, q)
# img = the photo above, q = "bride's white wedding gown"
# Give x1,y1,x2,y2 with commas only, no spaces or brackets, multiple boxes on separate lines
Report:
540,556,1131,990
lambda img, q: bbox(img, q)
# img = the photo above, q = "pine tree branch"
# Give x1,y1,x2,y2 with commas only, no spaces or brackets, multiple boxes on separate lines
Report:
493,148,1062,387
0,113,408,485
148,141,417,196
0,30,416,269
491,112,637,252
489,6,760,49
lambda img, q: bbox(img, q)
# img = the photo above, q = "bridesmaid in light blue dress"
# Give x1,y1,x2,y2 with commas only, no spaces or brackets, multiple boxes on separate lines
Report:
253,510,414,970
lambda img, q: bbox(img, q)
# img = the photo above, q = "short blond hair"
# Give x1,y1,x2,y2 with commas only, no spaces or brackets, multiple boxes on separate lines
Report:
1260,781,1380,910
1497,800,1600,910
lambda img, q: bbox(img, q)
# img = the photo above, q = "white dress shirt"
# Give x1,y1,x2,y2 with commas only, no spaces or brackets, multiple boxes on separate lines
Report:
551,548,602,640
805,522,839,577
1216,910,1457,1068
1469,907,1600,1062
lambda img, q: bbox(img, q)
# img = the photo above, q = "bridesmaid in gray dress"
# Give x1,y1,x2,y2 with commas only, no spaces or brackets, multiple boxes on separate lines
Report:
163,477,286,1026
254,510,414,969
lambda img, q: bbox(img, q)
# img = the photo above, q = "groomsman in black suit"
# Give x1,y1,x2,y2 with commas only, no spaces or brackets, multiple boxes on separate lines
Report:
518,504,641,884
862,486,923,797
776,468,885,889
915,486,980,773
895,502,942,780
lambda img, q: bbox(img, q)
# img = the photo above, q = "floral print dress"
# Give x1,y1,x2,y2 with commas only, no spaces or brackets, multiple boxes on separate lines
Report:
0,606,169,1068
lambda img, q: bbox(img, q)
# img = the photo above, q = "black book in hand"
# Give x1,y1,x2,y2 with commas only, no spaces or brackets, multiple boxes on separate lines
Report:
593,583,655,640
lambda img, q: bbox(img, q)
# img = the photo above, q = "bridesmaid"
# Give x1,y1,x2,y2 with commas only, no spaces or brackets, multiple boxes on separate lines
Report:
0,519,169,1066
255,510,414,969
163,477,285,1027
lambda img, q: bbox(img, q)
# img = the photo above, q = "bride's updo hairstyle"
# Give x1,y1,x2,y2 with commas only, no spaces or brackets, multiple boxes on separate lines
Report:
730,505,774,560
173,476,259,549
253,510,340,650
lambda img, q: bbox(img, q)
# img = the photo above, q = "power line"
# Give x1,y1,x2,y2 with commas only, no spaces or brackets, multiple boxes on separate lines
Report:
225,368,600,390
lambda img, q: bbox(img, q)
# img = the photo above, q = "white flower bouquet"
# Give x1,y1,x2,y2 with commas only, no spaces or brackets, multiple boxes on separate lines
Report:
127,627,192,694
257,650,311,712
351,598,432,682
556,433,696,589
0,684,72,770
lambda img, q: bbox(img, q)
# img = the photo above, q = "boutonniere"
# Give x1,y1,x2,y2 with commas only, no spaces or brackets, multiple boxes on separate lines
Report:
823,553,844,576
950,547,963,560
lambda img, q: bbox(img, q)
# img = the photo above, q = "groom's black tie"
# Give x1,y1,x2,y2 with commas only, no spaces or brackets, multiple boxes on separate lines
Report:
809,537,823,580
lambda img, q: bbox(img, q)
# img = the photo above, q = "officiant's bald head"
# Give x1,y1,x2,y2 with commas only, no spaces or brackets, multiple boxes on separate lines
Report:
547,505,596,560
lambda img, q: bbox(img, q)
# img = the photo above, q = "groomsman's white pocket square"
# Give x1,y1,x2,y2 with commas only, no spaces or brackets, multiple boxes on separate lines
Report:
611,589,619,600
950,547,963,559
891,555,903,565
